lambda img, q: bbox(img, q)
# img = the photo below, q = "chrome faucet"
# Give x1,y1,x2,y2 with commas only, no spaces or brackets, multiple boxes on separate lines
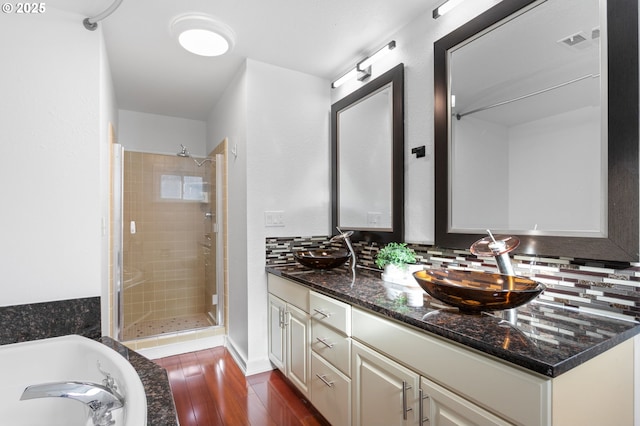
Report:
470,230,521,325
470,230,519,277
21,381,124,426
330,227,357,284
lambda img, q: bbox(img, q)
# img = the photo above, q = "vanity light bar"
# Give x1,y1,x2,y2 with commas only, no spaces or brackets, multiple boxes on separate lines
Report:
331,40,396,88
332,69,358,89
358,40,396,70
433,0,465,19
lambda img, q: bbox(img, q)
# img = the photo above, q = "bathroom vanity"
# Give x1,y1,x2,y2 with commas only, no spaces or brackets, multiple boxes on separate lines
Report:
266,266,639,426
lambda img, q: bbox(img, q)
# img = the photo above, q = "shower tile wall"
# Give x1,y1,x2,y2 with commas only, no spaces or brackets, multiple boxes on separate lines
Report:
123,151,209,330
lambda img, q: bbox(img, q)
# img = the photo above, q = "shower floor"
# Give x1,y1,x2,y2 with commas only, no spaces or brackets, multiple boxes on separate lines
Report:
123,313,214,341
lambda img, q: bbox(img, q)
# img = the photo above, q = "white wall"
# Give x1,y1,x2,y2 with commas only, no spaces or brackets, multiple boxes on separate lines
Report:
330,0,504,244
0,8,106,306
118,110,207,155
207,63,250,368
245,60,329,372
207,59,329,373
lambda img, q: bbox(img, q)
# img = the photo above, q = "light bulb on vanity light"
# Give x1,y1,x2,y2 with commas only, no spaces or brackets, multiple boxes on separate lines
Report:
433,0,465,19
358,40,396,69
331,69,359,89
331,40,397,88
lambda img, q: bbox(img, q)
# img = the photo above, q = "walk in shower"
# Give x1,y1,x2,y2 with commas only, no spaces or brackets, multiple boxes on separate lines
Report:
117,149,224,341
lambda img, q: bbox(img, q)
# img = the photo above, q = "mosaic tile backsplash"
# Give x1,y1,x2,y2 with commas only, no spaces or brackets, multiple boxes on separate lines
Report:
266,236,640,321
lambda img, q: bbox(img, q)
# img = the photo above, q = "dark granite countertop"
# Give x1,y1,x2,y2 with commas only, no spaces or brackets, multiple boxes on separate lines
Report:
266,264,640,378
101,337,179,426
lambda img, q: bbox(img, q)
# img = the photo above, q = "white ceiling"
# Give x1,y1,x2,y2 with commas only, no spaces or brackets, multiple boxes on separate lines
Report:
55,0,439,121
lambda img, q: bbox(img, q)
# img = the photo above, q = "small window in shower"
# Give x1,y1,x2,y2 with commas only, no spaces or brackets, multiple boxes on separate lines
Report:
160,174,182,200
183,176,205,201
160,174,205,202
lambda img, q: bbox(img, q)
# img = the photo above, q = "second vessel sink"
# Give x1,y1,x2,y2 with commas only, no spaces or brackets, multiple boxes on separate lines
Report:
413,269,545,312
293,249,351,270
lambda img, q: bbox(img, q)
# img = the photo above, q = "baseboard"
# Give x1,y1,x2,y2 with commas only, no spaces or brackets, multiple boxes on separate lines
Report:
225,335,248,372
245,357,275,376
225,336,274,376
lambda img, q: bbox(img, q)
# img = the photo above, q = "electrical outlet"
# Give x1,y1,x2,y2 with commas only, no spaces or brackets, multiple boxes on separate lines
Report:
265,211,285,227
367,212,382,226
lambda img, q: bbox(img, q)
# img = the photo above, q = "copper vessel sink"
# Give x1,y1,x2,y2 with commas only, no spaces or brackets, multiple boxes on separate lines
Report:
293,249,351,270
413,269,544,312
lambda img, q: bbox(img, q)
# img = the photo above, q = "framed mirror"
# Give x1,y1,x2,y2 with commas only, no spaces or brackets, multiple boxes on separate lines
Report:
332,63,404,243
434,0,638,262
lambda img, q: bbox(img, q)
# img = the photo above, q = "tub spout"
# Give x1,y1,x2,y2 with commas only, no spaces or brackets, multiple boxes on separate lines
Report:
21,381,124,426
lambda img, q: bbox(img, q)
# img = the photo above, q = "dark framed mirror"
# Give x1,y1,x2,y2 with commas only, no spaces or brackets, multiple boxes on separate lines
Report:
434,0,638,262
331,63,404,243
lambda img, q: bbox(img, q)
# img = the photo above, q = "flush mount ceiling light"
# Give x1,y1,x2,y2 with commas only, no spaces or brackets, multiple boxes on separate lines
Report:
171,14,236,57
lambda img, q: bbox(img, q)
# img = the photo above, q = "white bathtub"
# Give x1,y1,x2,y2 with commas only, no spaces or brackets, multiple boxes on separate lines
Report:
0,335,147,426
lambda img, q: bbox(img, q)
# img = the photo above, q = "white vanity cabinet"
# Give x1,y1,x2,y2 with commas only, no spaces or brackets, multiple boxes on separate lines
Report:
351,338,512,426
267,273,635,425
352,307,539,425
309,290,353,426
351,307,635,426
420,377,512,426
267,275,311,399
352,340,421,425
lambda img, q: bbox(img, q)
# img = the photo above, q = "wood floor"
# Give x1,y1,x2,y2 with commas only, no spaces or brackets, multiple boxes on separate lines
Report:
154,347,329,426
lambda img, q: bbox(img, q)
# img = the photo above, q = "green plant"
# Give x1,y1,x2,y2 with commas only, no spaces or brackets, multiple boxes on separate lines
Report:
375,242,417,270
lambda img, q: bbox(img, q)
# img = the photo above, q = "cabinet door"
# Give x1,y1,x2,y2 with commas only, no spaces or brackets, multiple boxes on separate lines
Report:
312,352,352,426
352,340,420,426
286,303,311,398
268,294,286,370
420,377,511,426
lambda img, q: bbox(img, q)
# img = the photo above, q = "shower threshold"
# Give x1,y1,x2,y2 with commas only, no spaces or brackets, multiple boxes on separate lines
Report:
123,313,214,341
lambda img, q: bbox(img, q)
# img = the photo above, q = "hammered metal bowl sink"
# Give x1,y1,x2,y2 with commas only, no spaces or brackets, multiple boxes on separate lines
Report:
293,249,351,270
413,269,545,312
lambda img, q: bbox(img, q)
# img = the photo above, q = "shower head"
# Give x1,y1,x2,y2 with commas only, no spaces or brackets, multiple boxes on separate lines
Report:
177,144,213,167
177,144,190,157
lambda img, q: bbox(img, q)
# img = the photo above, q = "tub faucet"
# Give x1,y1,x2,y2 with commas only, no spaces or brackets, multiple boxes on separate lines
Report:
21,381,124,426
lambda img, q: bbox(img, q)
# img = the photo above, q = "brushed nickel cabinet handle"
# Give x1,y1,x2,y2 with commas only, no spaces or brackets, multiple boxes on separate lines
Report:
419,388,430,425
402,381,413,420
315,374,334,387
316,337,334,349
313,308,331,318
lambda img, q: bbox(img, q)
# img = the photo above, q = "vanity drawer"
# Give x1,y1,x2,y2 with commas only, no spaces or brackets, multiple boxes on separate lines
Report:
311,352,351,426
309,291,351,335
311,320,351,376
268,274,309,313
